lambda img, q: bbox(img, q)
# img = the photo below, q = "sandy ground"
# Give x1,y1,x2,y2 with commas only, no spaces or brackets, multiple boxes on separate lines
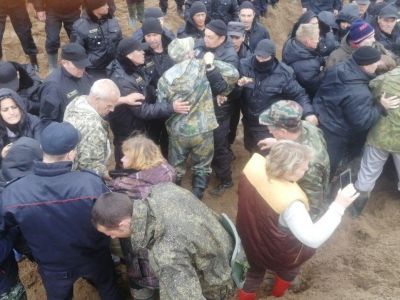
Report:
3,0,400,299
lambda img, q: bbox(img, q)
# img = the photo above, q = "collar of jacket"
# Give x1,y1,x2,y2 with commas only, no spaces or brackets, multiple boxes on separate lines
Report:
33,161,73,177
130,199,164,250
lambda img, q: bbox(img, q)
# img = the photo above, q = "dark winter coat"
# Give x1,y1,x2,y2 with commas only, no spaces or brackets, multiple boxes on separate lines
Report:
177,16,210,40
195,38,240,120
39,66,93,124
107,59,173,141
239,56,314,129
244,21,270,52
282,38,325,98
71,11,122,72
313,58,384,137
0,89,41,161
374,22,400,57
301,0,342,13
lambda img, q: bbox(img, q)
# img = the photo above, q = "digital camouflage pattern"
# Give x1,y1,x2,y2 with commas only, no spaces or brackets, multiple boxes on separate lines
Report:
64,95,111,177
130,182,234,300
259,100,303,129
0,282,26,300
168,37,195,63
367,66,400,153
297,121,330,217
168,131,214,177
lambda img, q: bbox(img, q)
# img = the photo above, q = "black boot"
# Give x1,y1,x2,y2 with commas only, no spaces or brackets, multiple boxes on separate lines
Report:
192,174,209,200
175,176,183,186
209,179,233,197
29,54,39,72
351,191,370,218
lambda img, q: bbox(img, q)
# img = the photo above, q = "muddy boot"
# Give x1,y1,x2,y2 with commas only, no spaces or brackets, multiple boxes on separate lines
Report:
209,179,233,197
47,53,58,74
271,276,290,297
29,54,39,72
192,174,209,200
351,191,370,218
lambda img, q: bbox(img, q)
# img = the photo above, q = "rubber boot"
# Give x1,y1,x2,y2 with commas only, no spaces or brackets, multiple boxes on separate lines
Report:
271,276,290,297
47,53,58,74
351,191,370,218
238,289,256,300
29,54,39,72
192,174,209,200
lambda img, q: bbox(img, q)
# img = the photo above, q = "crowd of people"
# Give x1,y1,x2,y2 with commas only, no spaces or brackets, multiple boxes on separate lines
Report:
0,0,400,299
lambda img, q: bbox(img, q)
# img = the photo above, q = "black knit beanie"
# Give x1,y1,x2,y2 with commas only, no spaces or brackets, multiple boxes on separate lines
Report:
206,19,227,36
353,46,381,66
190,2,207,18
239,1,255,11
142,17,163,35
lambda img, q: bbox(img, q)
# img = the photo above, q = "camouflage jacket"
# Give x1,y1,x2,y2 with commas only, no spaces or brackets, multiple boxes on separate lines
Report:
64,95,110,177
157,59,238,137
367,67,400,153
297,121,330,215
130,182,234,300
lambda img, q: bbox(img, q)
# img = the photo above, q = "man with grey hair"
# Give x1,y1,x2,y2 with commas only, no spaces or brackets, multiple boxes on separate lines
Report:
64,79,141,178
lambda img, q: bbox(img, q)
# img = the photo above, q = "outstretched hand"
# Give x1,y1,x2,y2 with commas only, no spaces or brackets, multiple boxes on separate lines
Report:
334,184,360,209
380,92,400,110
173,99,191,114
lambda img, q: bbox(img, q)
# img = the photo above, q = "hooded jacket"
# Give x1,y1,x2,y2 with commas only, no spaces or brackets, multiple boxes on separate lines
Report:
0,89,41,161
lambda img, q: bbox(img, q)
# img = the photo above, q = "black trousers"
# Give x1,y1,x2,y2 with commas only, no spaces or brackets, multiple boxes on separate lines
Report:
212,117,233,182
39,253,121,300
159,0,184,12
0,1,37,58
45,9,80,54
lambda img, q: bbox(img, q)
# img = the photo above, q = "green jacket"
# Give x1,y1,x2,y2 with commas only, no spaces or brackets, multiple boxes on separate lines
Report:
297,121,330,215
130,182,234,300
367,67,400,153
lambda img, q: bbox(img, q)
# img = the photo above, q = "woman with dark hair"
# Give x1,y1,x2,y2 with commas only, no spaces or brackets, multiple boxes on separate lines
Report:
107,134,175,300
0,88,41,161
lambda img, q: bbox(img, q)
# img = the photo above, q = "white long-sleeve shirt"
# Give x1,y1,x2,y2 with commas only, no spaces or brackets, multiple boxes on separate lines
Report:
279,201,345,249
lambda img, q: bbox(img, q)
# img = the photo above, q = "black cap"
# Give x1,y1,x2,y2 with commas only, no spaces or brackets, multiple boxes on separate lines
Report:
239,1,256,11
352,46,381,66
144,7,164,19
190,1,207,18
142,17,163,35
61,43,91,69
84,0,107,12
379,4,399,18
206,19,227,36
40,122,80,155
0,62,19,91
117,38,148,57
254,39,276,57
228,21,245,37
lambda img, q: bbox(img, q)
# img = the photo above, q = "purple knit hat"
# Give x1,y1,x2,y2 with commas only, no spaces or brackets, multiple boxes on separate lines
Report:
348,20,375,44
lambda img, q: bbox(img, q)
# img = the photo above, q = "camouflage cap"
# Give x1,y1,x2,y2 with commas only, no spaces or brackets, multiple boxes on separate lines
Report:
259,100,303,129
168,37,195,63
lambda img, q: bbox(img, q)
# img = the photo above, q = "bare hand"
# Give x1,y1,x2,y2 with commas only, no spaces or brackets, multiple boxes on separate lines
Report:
216,95,227,106
173,99,191,114
305,114,318,126
380,92,400,110
237,76,253,87
257,137,277,151
334,184,360,209
36,11,46,22
333,9,338,16
203,52,215,65
119,93,145,106
1,143,12,158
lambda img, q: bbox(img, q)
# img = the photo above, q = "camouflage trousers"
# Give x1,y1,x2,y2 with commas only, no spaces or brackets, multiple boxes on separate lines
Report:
0,282,26,300
168,131,214,178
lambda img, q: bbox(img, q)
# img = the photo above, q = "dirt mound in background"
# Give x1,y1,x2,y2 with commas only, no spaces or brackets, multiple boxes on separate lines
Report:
3,0,400,299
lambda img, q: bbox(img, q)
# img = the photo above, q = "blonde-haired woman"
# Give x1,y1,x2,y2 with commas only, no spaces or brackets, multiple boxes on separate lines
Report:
108,134,175,298
109,134,175,199
236,140,359,300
